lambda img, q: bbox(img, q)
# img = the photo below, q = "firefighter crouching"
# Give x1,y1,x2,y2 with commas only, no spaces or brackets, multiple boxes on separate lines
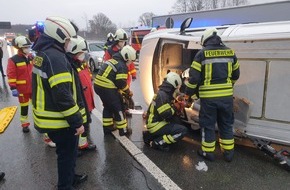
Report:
94,45,136,136
185,28,240,162
7,36,33,133
143,72,188,151
65,35,97,154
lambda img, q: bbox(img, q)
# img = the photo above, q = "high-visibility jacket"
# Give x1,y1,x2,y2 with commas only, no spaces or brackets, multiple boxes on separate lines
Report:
31,34,86,133
185,37,240,98
7,51,33,94
146,81,176,133
94,52,129,93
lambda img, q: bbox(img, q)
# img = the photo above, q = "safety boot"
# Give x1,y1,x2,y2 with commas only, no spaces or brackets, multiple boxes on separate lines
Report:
119,127,132,136
22,122,30,133
197,149,215,161
103,126,116,135
72,174,88,187
150,141,170,152
223,150,234,162
44,133,56,148
79,136,96,151
142,131,153,146
0,172,5,181
22,127,30,133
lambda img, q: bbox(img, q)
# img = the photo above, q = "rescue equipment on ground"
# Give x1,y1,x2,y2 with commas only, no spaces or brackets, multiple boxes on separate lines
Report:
0,106,18,133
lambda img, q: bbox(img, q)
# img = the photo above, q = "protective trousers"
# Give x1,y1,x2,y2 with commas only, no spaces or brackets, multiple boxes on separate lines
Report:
94,86,127,131
18,93,31,127
48,128,78,190
199,97,234,153
152,123,188,146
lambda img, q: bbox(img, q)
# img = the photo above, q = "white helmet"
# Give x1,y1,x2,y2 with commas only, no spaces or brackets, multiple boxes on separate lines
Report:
201,27,218,46
13,36,32,48
120,45,136,61
114,29,128,41
107,32,114,39
44,16,77,43
66,35,87,54
150,27,157,32
166,72,182,88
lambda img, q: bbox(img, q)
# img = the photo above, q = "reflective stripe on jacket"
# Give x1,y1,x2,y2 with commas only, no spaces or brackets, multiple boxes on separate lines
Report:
32,39,86,132
186,44,240,98
7,51,33,94
94,53,129,93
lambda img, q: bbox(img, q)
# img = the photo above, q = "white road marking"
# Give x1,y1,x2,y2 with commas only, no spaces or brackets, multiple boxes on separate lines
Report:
91,108,182,190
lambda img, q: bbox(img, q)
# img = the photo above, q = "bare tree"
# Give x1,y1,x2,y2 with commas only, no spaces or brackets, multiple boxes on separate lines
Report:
88,13,117,40
138,12,156,27
171,0,248,13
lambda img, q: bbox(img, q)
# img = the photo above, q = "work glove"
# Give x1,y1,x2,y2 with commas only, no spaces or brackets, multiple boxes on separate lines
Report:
11,89,19,97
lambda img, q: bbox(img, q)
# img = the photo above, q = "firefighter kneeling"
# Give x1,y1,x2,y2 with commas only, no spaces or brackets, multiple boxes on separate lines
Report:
143,72,188,151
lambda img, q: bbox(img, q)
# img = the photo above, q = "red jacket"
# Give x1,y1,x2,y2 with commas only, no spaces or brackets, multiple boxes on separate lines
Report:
103,45,120,61
7,51,33,94
127,62,137,86
77,63,95,112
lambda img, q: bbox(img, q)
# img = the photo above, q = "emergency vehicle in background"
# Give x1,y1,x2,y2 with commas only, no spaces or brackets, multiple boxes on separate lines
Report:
129,28,151,59
4,32,16,44
139,1,290,170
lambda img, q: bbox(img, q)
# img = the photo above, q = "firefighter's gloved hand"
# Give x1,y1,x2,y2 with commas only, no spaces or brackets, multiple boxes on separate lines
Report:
11,89,19,97
128,90,133,97
184,94,193,108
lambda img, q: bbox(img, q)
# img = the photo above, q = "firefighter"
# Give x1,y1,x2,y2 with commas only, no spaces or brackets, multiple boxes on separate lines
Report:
103,32,114,51
94,45,136,136
185,28,240,162
32,16,88,189
103,29,127,61
65,35,97,154
0,40,5,77
104,29,137,85
7,36,33,133
143,72,188,151
28,21,55,147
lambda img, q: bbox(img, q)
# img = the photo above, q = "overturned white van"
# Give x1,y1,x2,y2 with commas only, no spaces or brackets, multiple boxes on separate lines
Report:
139,17,290,147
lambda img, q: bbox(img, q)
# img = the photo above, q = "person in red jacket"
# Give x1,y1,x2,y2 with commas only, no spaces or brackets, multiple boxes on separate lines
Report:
66,35,96,155
7,36,33,133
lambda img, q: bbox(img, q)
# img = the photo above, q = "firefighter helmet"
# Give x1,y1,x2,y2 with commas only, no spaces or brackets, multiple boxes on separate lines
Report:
13,36,32,48
201,27,218,46
166,72,182,88
66,35,88,54
44,16,77,43
120,45,136,61
107,32,114,39
114,29,128,41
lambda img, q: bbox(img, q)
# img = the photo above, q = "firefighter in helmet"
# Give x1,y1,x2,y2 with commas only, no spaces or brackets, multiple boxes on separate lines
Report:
103,32,115,51
143,72,188,151
94,45,136,136
32,16,88,188
185,28,240,162
65,35,97,155
7,36,33,133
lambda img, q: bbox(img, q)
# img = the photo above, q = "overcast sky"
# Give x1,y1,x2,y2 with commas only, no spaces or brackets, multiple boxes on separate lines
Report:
1,0,283,29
